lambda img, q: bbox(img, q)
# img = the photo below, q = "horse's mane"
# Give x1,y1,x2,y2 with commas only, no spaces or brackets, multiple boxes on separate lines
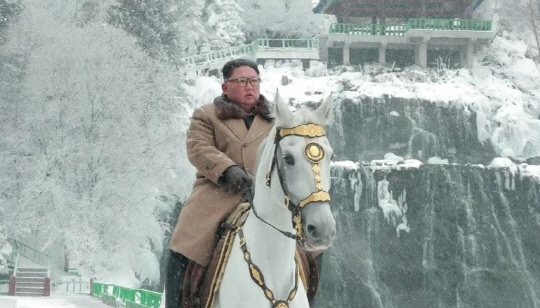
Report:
254,136,268,176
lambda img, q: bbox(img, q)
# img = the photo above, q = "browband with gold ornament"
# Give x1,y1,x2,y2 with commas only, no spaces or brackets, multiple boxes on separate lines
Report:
278,124,326,140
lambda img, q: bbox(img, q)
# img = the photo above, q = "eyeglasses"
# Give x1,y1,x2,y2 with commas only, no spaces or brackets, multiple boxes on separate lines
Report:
226,77,261,87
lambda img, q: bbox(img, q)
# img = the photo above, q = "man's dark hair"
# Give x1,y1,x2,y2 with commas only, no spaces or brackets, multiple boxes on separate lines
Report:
222,58,259,80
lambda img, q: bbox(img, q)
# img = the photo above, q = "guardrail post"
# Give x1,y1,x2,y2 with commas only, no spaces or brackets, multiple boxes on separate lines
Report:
44,277,51,296
9,276,16,296
90,278,94,295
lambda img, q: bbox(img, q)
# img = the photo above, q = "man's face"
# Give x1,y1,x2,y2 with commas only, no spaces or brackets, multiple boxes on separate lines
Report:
222,66,260,113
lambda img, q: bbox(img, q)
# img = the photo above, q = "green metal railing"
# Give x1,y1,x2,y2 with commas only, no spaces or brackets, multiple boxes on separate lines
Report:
180,38,320,69
330,18,492,37
330,23,406,36
8,239,52,279
406,18,492,31
113,285,137,302
135,289,162,308
93,282,114,297
93,282,162,308
255,38,319,50
51,280,91,293
9,239,52,269
180,44,255,68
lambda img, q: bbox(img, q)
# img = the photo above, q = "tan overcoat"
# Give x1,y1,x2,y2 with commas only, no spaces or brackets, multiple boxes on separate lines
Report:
169,95,273,266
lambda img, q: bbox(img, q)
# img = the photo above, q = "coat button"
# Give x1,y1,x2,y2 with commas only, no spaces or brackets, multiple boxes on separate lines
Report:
242,143,248,147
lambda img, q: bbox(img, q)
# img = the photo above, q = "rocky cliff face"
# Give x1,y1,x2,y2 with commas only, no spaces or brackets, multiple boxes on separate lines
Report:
328,96,495,164
318,97,540,308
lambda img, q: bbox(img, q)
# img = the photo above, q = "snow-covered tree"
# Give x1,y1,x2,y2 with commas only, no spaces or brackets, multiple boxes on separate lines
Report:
108,0,207,62
205,0,246,50
0,207,12,274
0,0,194,285
528,0,540,60
486,0,540,60
239,0,325,40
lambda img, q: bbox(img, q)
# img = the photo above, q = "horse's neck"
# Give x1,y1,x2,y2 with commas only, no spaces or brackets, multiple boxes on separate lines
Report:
243,136,297,281
242,189,297,280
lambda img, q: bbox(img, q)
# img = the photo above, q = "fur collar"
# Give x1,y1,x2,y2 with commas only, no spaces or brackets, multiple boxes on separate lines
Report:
214,95,273,123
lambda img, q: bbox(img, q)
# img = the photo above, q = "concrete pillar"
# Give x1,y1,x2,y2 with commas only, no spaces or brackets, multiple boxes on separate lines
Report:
460,39,475,68
460,46,467,68
319,35,329,63
415,40,428,68
343,42,350,66
379,43,387,66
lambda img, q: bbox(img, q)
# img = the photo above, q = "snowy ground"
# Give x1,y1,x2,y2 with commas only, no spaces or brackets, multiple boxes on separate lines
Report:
0,294,110,308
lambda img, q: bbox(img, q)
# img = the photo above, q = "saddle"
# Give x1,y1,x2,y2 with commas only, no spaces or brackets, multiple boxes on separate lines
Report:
182,203,320,308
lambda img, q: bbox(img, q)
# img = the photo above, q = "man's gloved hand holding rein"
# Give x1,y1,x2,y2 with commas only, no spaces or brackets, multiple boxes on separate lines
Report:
220,166,252,194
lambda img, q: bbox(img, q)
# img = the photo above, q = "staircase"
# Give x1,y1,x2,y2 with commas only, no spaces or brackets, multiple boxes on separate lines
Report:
7,239,52,297
14,267,48,296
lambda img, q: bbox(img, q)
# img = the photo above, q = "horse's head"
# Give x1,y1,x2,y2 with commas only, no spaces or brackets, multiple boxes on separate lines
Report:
265,91,337,251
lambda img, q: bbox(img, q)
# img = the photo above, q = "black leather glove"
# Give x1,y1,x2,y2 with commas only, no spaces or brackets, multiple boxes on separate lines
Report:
220,166,252,194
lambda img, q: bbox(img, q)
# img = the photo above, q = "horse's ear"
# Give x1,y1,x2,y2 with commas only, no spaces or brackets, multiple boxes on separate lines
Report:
314,93,334,124
273,89,294,122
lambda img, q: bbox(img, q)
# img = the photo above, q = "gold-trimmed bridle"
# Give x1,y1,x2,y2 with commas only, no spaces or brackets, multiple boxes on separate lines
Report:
240,123,331,308
262,123,331,240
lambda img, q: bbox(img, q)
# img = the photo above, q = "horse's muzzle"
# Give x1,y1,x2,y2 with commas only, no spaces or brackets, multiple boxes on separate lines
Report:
301,205,336,251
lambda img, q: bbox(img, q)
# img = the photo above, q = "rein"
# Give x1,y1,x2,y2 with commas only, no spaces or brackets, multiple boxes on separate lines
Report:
246,187,301,241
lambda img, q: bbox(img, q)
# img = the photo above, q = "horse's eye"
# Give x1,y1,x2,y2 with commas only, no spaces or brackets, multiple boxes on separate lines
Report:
284,154,295,165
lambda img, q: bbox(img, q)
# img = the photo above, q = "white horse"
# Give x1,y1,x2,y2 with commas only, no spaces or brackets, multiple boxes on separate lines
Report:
215,92,337,308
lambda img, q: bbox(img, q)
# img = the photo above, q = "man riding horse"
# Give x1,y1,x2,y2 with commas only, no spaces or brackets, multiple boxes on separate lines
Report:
166,58,274,308
166,59,327,308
